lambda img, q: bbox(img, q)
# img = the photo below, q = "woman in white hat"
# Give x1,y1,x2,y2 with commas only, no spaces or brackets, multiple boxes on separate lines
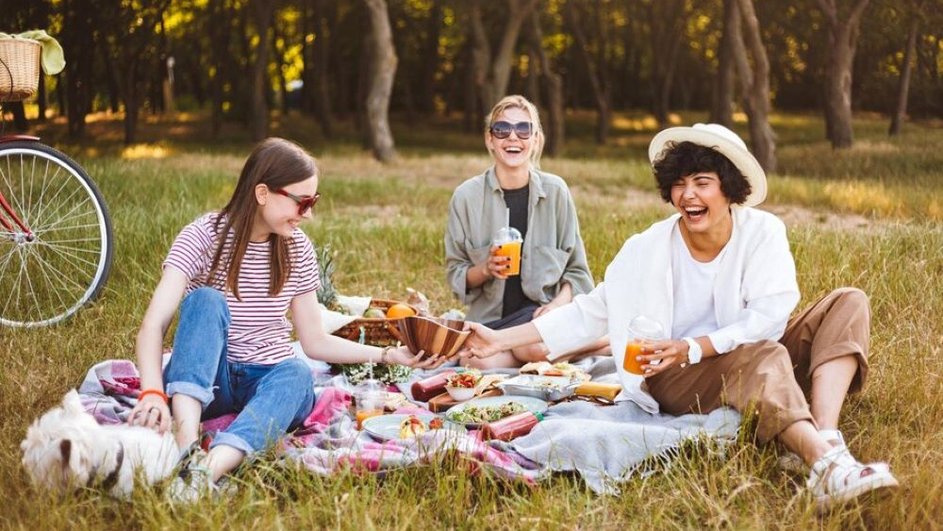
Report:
460,123,898,511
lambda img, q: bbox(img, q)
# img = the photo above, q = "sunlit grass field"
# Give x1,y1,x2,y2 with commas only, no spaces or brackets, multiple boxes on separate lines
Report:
3,110,942,528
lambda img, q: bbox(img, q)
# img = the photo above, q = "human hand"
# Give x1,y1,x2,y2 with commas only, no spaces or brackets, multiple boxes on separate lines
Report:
128,393,172,433
457,322,504,360
386,346,450,369
485,245,511,280
638,339,689,378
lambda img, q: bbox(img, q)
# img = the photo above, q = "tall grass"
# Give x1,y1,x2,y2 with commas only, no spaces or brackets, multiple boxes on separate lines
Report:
2,111,942,528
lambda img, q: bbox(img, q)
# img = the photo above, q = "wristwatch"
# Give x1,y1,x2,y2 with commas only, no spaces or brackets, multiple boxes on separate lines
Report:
683,337,703,365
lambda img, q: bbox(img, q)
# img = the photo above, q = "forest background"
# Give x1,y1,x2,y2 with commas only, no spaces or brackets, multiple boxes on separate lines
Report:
3,1,943,528
3,0,942,162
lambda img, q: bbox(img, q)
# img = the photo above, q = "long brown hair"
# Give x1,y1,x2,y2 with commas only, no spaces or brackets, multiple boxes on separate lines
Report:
207,138,318,299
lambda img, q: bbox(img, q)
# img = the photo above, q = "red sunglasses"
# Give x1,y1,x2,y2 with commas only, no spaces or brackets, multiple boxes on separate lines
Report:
274,189,321,215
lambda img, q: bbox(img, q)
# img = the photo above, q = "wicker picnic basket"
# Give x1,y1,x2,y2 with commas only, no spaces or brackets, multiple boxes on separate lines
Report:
331,298,417,347
0,38,41,102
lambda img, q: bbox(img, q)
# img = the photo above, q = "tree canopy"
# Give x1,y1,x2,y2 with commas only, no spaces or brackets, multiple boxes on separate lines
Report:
3,0,941,151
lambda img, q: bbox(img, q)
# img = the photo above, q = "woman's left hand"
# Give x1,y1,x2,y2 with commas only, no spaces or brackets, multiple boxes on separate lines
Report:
386,346,451,369
638,339,689,377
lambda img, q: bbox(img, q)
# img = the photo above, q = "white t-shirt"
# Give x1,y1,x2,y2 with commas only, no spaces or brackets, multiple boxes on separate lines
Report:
670,225,724,339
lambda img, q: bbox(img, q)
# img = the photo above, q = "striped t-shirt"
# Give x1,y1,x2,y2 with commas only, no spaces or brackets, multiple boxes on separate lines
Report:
163,213,320,365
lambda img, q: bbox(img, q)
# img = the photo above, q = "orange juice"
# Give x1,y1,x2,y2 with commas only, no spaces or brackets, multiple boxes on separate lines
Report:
494,239,522,276
356,408,383,430
623,342,645,375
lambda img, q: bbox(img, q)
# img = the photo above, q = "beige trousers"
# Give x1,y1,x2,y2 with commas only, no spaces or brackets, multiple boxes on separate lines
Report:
645,288,871,443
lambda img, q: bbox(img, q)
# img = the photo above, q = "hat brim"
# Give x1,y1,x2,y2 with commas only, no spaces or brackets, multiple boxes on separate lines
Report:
648,127,767,207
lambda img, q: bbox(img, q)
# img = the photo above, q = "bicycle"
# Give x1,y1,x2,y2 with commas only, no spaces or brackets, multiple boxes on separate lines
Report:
1,36,113,327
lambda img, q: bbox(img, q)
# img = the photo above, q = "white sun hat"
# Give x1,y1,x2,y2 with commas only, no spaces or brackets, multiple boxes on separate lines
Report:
647,123,767,207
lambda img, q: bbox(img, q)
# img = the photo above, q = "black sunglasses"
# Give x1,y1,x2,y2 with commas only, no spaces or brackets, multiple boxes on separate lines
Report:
489,121,533,140
274,189,321,215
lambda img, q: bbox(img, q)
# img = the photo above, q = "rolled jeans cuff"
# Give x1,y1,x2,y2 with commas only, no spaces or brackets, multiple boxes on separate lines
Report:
211,432,256,456
166,381,215,408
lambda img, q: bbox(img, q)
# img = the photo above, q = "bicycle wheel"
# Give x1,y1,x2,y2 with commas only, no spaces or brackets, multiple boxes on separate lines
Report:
0,141,113,327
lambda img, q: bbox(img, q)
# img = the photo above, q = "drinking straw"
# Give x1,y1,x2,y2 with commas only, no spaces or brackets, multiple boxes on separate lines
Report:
505,207,510,229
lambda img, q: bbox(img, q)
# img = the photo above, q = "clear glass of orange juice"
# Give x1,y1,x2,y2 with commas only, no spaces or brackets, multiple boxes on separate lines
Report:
623,316,665,375
354,379,384,429
492,226,523,276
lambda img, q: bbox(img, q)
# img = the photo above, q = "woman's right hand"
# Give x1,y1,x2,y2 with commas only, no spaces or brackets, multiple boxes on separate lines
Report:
458,322,505,360
128,394,172,433
484,246,511,280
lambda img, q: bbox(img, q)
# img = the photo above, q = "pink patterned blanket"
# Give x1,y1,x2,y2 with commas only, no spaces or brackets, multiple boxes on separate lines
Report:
77,358,544,484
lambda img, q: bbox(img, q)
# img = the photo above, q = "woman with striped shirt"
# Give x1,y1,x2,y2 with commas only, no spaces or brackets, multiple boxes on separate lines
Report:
127,138,441,501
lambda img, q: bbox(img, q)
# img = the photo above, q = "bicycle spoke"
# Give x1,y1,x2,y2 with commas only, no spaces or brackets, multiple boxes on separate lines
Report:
0,144,112,326
24,243,91,294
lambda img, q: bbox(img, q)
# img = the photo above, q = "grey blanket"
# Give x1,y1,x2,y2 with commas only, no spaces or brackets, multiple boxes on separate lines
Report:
429,357,742,495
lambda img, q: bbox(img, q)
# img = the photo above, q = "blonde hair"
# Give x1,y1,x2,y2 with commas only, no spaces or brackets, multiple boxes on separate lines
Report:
484,95,545,169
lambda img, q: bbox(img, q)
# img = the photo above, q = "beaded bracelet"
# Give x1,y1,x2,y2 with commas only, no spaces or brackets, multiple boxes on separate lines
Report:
138,388,169,404
380,345,393,364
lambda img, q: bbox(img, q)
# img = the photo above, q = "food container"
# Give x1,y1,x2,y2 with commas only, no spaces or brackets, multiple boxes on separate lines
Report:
480,411,543,441
410,370,457,402
497,374,580,402
445,385,476,401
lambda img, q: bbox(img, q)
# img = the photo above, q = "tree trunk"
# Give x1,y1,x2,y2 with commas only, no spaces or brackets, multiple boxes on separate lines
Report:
122,64,139,145
468,0,538,114
710,0,737,127
467,0,492,115
648,0,685,127
732,0,776,173
565,0,611,145
362,0,398,162
249,0,276,141
889,16,919,136
815,0,869,149
272,25,289,114
304,0,334,137
62,0,94,138
418,0,441,114
36,74,46,122
208,0,230,137
528,11,564,156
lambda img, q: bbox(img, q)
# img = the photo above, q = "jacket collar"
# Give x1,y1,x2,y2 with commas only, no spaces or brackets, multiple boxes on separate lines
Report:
485,167,547,200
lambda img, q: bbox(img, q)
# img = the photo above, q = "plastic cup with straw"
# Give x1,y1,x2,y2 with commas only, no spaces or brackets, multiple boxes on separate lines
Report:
492,207,523,276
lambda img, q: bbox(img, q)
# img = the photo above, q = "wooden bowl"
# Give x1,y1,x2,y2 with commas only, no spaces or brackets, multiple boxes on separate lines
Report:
392,315,470,359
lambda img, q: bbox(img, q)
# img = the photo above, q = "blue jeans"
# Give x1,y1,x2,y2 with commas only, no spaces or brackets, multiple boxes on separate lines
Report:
164,288,315,455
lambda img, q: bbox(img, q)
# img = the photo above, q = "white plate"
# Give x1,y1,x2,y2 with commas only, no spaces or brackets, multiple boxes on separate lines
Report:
444,395,548,427
361,413,466,442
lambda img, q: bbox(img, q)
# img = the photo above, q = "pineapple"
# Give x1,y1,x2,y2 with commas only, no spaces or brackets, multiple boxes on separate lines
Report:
314,243,342,312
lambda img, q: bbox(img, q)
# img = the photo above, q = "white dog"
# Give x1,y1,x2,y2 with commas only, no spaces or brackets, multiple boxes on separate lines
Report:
21,390,179,498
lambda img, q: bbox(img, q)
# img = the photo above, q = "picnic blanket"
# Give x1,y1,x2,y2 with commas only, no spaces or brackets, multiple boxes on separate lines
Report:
76,355,740,494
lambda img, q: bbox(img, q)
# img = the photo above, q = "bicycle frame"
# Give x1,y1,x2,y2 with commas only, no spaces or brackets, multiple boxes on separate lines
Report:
0,134,40,241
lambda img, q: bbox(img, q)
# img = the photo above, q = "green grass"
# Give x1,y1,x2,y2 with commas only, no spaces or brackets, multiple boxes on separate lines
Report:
3,110,943,528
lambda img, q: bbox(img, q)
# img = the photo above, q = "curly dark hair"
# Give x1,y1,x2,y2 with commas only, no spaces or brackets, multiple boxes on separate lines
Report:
652,141,752,205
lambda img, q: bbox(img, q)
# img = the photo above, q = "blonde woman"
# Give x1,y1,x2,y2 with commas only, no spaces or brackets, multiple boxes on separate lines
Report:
445,95,602,368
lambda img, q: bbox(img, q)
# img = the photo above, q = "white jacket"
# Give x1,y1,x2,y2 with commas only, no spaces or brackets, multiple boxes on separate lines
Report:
534,207,800,412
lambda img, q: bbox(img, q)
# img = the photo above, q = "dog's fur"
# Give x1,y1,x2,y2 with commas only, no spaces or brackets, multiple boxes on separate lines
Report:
21,390,179,498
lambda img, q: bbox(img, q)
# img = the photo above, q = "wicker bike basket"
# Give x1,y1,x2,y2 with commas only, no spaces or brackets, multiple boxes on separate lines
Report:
331,298,417,347
0,38,41,102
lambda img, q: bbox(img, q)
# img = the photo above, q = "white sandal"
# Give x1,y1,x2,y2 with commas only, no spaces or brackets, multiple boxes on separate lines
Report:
779,429,847,474
807,446,898,512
